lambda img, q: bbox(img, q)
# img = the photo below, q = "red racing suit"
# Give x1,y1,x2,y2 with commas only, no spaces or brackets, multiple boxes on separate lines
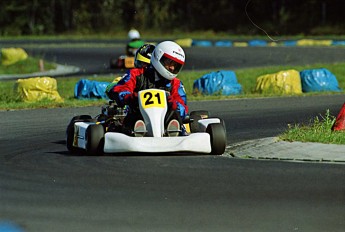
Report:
111,66,188,119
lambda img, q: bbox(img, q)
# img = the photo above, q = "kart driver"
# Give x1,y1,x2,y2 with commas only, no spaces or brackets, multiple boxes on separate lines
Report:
106,43,156,99
109,41,188,136
126,28,145,57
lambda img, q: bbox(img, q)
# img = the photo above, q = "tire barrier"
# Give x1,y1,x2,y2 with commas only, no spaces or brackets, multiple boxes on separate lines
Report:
175,38,345,47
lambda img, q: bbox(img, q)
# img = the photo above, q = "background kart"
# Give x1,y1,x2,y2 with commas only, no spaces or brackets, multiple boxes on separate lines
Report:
66,89,227,155
109,55,135,69
109,39,145,69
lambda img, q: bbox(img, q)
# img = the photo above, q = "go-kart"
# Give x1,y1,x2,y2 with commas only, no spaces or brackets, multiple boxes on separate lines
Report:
66,89,227,155
109,40,145,69
109,55,135,69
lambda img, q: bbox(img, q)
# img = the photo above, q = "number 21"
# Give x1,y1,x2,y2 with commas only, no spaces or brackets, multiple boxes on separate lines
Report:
144,92,161,105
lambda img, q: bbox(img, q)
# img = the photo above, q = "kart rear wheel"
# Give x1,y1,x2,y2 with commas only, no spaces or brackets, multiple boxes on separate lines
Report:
71,115,92,121
190,110,210,119
66,115,93,153
189,110,210,133
86,124,105,155
219,118,227,134
206,123,227,155
190,115,202,133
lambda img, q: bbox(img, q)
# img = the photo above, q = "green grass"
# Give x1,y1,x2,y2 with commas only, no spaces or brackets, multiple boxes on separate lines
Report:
0,57,56,75
279,110,345,144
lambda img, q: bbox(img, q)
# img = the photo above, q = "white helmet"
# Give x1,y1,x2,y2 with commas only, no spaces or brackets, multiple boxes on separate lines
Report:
151,41,185,80
128,29,140,40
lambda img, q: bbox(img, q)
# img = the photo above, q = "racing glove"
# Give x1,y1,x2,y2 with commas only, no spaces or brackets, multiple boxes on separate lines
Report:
105,82,117,100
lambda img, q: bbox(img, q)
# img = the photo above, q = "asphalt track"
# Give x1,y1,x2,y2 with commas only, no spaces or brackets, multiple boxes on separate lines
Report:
0,43,345,231
21,44,345,75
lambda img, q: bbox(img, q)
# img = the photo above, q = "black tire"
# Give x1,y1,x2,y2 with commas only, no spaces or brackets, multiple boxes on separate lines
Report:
66,115,93,153
189,114,202,133
219,118,227,134
190,110,210,119
109,57,118,69
66,122,77,152
71,115,92,121
206,123,227,155
189,111,210,133
85,124,105,155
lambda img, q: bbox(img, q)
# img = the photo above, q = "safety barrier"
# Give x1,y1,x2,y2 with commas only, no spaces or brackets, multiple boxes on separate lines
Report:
175,38,345,47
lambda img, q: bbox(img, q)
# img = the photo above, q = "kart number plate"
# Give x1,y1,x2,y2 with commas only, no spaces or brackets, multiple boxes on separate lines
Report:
140,90,166,109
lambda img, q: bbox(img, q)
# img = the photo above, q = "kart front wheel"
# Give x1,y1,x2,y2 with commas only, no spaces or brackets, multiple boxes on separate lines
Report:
66,123,78,152
206,123,227,155
66,115,93,153
86,124,105,155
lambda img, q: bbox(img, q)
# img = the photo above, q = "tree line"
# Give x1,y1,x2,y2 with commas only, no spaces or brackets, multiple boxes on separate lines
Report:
0,0,344,36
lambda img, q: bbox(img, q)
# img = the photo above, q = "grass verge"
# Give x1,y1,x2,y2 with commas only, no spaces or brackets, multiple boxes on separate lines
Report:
0,57,56,75
279,110,345,144
1,61,345,110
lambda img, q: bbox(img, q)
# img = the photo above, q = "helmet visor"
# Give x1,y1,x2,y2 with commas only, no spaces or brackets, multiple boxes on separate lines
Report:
159,53,184,74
